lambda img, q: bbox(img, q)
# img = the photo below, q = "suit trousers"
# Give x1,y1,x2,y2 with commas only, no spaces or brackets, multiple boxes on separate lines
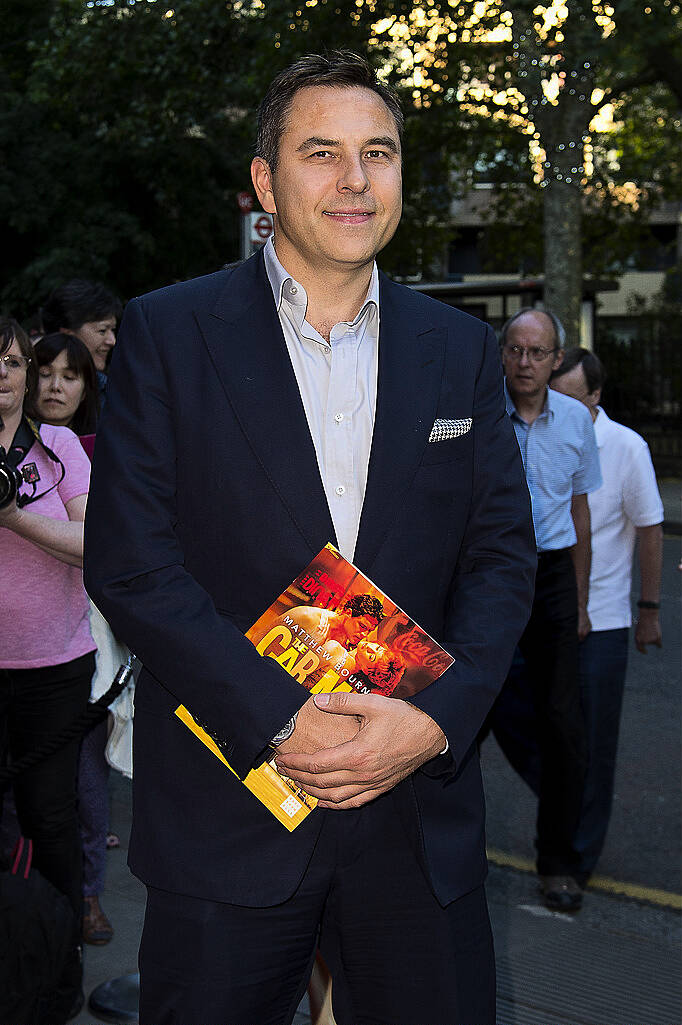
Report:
494,548,588,877
138,788,495,1025
573,627,629,885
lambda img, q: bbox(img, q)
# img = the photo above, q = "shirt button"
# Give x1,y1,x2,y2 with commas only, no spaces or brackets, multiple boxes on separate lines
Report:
289,285,298,295
334,413,344,423
335,485,345,497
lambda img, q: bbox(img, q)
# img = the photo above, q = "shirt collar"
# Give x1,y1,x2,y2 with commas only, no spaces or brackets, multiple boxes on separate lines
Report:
593,405,609,447
263,235,379,326
504,380,554,423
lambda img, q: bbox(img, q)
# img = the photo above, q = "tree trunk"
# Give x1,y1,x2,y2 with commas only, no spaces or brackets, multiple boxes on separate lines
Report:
543,179,583,347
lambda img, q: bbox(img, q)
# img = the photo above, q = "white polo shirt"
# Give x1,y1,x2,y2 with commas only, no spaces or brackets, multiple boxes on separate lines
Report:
587,408,663,631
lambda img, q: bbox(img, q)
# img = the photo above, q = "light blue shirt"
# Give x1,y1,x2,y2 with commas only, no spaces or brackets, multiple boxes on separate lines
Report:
264,237,380,562
505,382,602,551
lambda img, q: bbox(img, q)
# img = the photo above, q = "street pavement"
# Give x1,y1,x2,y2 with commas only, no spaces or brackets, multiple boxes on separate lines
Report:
75,495,682,1025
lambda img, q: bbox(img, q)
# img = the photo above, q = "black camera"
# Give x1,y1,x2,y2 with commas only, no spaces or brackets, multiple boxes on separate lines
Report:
0,448,25,510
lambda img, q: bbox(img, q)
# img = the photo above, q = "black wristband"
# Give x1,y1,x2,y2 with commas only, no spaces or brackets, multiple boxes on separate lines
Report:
637,600,660,610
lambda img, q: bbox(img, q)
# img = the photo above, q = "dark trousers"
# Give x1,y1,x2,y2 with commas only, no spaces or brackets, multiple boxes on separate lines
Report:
574,627,629,885
139,791,495,1025
0,653,94,914
78,716,110,896
493,549,587,877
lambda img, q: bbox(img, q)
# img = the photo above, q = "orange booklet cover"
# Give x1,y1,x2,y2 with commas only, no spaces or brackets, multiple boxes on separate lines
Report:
176,543,454,831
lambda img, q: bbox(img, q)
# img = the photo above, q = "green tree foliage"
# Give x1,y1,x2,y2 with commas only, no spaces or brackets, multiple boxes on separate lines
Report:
439,0,682,338
1,0,259,315
0,0,483,314
1,0,680,321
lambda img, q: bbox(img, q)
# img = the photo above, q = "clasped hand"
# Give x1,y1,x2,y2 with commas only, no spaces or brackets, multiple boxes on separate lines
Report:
275,692,446,810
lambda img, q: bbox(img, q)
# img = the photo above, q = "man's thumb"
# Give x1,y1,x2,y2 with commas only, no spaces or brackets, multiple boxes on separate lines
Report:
314,691,364,714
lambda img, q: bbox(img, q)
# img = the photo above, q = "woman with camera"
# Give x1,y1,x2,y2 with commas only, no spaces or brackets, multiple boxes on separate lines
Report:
0,317,95,943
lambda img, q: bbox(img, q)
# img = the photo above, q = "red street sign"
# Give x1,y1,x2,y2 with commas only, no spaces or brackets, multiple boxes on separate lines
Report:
237,191,253,213
253,214,273,239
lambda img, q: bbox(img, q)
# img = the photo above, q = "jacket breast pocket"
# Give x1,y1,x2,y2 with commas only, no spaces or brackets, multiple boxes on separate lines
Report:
420,433,472,466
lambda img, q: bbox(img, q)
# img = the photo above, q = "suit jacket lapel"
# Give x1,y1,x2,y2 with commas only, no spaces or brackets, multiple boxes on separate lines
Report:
354,274,445,573
194,253,337,555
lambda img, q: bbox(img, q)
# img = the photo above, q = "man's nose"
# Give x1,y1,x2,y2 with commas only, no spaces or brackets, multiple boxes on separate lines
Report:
518,348,531,366
104,331,116,348
0,359,8,378
338,155,369,193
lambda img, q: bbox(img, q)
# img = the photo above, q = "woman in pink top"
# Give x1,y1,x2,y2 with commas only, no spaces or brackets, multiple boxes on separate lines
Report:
0,317,95,932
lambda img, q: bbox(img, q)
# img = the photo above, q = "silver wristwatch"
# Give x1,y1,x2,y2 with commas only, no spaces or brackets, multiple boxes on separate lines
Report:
270,712,298,747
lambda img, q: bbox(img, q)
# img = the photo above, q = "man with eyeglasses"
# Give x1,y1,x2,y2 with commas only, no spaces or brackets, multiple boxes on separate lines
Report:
494,307,601,912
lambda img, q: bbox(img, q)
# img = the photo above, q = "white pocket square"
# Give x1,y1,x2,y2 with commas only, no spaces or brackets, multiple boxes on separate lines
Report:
428,418,472,443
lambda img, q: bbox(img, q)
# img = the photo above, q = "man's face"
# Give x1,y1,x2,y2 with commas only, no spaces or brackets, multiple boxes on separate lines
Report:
550,364,600,418
502,311,564,402
74,318,116,373
251,85,402,278
343,614,379,647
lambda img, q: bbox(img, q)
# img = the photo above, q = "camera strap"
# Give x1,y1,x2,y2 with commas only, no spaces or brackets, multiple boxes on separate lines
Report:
6,415,66,507
4,415,37,470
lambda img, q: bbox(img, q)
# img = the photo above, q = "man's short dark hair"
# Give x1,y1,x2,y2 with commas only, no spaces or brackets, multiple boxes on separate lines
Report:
41,279,122,334
551,347,605,393
342,593,385,622
256,50,404,172
499,308,567,351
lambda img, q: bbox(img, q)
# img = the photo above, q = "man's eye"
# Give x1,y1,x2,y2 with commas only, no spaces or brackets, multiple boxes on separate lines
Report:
366,150,387,159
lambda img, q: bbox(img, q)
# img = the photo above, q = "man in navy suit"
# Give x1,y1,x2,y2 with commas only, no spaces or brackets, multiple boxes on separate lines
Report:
84,50,535,1025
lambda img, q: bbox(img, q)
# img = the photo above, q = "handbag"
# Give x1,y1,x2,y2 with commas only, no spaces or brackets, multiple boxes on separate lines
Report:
0,838,82,1025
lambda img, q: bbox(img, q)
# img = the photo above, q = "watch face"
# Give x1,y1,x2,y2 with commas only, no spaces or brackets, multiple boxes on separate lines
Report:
272,716,296,746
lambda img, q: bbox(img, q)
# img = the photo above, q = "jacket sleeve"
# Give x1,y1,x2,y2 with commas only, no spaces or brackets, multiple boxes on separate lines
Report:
410,324,536,773
83,297,309,778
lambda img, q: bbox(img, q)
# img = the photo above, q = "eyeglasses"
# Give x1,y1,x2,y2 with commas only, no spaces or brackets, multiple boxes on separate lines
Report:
0,354,31,373
503,345,558,363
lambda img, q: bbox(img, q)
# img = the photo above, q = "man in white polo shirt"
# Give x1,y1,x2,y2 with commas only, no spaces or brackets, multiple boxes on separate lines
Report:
551,347,663,886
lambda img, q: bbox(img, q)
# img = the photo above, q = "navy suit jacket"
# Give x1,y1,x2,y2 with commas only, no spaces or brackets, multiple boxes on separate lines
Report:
84,251,535,908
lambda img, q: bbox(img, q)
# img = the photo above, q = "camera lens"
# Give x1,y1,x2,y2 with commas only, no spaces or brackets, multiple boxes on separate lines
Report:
0,462,21,510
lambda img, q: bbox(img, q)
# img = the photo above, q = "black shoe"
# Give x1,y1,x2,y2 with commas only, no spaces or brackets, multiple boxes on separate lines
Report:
539,874,583,912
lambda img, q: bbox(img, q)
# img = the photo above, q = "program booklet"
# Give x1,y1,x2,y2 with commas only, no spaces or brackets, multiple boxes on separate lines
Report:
176,543,454,831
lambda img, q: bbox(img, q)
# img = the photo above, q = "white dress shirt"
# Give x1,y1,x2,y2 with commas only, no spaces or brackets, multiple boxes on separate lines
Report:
264,237,379,562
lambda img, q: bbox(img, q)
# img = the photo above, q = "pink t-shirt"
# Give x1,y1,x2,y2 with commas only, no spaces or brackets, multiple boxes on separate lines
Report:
0,424,95,669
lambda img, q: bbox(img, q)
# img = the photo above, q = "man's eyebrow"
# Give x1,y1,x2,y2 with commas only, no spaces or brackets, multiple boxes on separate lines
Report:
296,135,399,154
297,137,339,152
364,136,399,154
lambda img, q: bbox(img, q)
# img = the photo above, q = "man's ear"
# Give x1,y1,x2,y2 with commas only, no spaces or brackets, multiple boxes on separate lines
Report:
251,157,276,215
552,348,564,372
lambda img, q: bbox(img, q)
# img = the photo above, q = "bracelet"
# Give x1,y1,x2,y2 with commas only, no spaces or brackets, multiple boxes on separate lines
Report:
637,600,660,610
